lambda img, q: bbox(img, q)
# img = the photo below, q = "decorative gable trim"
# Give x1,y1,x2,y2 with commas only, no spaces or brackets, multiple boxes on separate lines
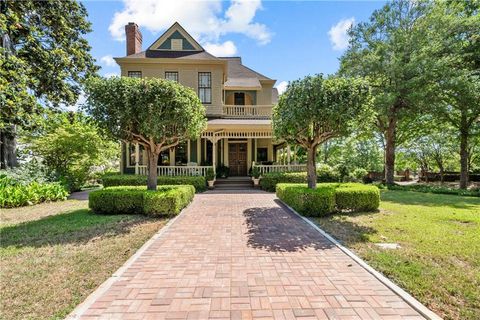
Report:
148,22,203,52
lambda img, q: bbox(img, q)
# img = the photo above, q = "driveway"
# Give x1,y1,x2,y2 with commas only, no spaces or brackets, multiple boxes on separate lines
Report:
70,190,426,319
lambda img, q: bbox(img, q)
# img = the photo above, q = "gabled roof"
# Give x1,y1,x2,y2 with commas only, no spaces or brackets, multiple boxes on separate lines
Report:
148,22,204,52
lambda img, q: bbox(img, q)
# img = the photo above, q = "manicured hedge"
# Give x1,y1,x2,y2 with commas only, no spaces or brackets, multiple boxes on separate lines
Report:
101,174,206,192
276,183,380,216
89,185,195,216
388,184,479,197
260,172,307,192
334,183,380,211
277,184,335,216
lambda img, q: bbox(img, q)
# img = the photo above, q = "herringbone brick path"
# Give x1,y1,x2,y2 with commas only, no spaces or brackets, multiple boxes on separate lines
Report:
76,191,424,319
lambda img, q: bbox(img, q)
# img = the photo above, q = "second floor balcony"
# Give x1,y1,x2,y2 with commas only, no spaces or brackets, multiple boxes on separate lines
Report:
206,104,273,119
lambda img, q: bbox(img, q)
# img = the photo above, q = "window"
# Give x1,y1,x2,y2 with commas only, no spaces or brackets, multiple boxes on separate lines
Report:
175,142,188,165
234,92,245,105
257,148,268,163
198,72,212,104
128,71,142,78
171,39,183,50
165,71,178,82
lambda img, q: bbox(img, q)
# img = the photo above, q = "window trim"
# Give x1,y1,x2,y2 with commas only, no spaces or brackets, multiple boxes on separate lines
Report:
198,72,212,104
127,71,142,78
165,71,179,82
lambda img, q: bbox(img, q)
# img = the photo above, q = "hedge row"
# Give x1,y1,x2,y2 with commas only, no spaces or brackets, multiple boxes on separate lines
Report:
260,172,307,192
101,174,206,192
89,185,195,215
388,184,479,197
276,183,380,216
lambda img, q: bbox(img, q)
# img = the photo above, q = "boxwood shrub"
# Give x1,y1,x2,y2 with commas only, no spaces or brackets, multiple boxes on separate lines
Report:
260,172,307,192
101,174,206,192
277,183,335,217
89,185,195,216
276,183,379,216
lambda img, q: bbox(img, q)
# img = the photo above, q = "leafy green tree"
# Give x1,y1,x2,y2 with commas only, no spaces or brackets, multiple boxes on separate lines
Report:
273,75,371,188
421,0,480,188
0,0,98,168
85,77,207,190
25,112,118,192
340,0,434,185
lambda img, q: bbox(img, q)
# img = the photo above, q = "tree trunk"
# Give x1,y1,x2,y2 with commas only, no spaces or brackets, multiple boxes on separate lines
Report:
147,150,159,191
385,115,397,185
306,145,317,189
0,126,18,169
459,128,469,190
439,165,444,184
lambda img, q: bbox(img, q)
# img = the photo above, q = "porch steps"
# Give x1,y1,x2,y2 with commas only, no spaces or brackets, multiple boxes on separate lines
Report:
214,177,253,190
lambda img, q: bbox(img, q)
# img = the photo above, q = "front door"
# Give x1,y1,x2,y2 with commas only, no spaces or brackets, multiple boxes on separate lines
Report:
229,143,248,176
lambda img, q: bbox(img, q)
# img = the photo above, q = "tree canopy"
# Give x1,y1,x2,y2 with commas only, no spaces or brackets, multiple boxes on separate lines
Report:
273,74,371,188
85,76,207,190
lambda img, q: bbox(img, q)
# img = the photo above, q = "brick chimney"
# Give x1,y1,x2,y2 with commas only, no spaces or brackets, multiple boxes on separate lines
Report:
125,22,142,56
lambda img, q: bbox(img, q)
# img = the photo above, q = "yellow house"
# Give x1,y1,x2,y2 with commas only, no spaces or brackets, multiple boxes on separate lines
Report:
117,22,304,178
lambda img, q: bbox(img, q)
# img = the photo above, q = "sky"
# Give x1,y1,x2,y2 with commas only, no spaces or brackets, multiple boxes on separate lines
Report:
82,0,386,95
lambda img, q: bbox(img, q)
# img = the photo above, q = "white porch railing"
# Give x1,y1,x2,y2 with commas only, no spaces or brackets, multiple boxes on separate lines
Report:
253,164,307,175
137,165,213,176
222,105,272,119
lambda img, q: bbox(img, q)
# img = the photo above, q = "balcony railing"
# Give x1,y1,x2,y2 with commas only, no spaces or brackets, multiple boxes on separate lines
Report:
222,105,272,119
253,164,307,175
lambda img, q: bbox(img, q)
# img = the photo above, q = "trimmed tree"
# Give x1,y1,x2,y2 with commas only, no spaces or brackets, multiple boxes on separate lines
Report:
273,75,371,189
85,77,207,190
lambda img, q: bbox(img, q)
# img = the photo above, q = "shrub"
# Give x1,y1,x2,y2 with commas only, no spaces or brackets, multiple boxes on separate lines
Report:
0,176,68,208
101,174,206,192
89,185,195,215
388,184,479,197
260,172,307,192
277,183,336,216
334,183,380,211
216,165,229,178
316,164,340,182
205,168,215,181
276,182,380,216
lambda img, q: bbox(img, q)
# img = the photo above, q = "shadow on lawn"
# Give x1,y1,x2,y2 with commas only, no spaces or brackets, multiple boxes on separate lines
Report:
243,204,335,252
0,209,155,249
381,190,480,209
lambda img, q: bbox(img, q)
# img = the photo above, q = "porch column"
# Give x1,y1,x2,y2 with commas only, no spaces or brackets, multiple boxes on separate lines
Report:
220,139,224,164
187,140,191,163
120,142,124,174
268,142,274,162
247,138,252,171
169,148,175,166
135,143,139,174
212,139,217,176
197,139,201,165
294,145,298,163
224,139,229,166
287,144,291,169
254,138,258,162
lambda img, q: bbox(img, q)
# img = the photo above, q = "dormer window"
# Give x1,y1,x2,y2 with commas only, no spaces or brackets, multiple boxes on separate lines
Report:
171,39,183,50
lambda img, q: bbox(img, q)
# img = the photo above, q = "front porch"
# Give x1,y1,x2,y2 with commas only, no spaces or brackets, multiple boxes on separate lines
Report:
121,126,306,177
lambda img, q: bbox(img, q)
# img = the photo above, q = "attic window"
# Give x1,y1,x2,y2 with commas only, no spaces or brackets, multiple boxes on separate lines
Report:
171,39,183,50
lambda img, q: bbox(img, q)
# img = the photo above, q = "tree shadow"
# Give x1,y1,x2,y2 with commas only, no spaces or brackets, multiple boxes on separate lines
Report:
242,205,335,252
0,209,159,249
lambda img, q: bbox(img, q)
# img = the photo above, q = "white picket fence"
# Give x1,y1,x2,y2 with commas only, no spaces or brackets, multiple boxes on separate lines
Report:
253,164,307,175
136,165,213,176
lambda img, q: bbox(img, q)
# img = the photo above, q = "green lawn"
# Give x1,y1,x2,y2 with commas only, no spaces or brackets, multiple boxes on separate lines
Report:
0,200,169,320
314,190,480,320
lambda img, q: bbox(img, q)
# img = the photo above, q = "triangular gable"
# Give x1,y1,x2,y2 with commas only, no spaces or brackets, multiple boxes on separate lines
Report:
148,22,203,52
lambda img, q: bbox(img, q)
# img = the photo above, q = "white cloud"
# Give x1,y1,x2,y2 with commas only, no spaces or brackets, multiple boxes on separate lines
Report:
100,55,116,67
328,17,355,51
204,41,237,56
275,81,288,95
108,0,272,45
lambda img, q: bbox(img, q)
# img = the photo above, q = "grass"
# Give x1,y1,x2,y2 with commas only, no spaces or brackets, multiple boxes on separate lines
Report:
313,190,480,320
0,199,169,320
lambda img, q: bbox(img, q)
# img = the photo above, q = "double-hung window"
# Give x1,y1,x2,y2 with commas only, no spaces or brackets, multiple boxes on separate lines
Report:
165,71,178,82
127,71,142,78
198,72,211,104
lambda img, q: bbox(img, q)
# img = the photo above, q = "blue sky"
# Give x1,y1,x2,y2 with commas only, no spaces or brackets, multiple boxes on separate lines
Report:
83,0,385,93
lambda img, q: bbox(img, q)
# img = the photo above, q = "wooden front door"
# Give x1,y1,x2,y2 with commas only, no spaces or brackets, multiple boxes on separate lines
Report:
229,143,248,176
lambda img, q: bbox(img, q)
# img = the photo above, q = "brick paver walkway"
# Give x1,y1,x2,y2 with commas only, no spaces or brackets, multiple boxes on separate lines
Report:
75,191,424,320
